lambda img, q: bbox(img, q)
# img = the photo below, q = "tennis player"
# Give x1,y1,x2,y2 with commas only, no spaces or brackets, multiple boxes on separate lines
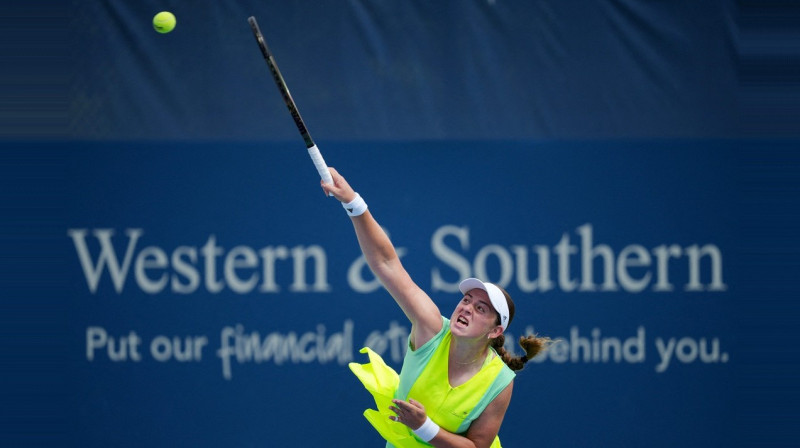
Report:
322,167,550,448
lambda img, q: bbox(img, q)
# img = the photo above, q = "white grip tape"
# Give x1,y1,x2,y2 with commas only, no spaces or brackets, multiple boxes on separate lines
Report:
307,144,333,186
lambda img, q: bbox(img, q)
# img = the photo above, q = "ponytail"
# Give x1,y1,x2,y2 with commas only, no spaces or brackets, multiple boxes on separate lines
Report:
490,333,553,371
487,283,554,371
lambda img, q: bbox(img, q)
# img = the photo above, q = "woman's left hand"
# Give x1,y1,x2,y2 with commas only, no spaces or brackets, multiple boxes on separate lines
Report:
389,398,428,430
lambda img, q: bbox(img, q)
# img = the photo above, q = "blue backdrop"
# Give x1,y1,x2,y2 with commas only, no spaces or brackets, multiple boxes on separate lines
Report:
2,0,799,447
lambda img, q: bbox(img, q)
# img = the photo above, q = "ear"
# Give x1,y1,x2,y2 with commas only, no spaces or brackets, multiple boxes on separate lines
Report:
488,326,504,340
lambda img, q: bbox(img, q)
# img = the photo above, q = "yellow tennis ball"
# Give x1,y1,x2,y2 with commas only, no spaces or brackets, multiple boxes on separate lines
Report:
153,11,176,34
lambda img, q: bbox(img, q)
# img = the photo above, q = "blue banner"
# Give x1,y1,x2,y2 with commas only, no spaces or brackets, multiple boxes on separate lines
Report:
5,139,747,447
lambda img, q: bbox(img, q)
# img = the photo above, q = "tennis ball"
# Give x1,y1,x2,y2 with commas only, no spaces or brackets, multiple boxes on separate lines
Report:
153,11,176,34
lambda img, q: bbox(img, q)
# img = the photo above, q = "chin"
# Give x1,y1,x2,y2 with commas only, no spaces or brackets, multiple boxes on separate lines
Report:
449,319,477,338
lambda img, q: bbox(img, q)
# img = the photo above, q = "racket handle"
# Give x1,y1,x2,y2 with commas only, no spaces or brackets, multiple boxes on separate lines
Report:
307,144,334,187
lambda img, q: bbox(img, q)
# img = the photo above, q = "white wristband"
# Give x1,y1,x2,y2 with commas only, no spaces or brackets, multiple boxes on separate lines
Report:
412,417,440,442
342,193,368,217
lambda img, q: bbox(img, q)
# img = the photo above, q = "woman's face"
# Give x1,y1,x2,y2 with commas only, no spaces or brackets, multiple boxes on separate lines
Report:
449,288,503,339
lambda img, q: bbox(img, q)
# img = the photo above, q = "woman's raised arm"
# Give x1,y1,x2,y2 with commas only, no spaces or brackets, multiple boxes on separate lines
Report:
322,167,442,348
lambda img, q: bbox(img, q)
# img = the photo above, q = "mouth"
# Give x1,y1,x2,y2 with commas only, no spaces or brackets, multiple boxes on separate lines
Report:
456,315,469,326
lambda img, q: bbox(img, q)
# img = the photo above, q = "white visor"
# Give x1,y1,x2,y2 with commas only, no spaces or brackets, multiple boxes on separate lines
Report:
458,278,510,331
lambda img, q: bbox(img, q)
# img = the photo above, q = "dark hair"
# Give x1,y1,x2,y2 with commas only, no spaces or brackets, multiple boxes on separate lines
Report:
489,284,553,371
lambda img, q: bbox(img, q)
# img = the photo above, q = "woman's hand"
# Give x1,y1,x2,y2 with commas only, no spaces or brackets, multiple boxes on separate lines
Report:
389,398,429,430
321,167,357,203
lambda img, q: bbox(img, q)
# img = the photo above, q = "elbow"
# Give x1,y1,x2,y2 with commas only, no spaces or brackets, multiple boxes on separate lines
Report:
372,252,399,276
368,250,403,282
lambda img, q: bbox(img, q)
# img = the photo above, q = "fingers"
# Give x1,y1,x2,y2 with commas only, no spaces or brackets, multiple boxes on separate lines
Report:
321,167,339,197
390,399,428,429
395,398,424,411
320,166,357,202
390,399,424,416
320,179,332,196
392,399,410,411
388,403,403,423
389,403,406,425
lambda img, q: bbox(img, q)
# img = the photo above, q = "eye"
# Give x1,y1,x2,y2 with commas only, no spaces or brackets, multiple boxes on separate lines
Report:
476,304,485,313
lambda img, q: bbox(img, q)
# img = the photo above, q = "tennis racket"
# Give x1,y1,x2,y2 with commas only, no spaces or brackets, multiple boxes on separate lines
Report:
248,16,334,187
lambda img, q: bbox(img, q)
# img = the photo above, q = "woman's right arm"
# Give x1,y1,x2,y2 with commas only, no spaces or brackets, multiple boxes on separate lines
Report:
322,168,442,348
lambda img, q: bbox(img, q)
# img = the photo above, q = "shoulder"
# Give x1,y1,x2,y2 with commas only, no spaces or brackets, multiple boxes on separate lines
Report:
488,349,516,385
